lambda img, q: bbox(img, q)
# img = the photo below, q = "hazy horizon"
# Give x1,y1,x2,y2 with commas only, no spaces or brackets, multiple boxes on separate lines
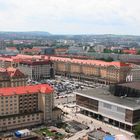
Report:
0,31,140,36
0,0,140,35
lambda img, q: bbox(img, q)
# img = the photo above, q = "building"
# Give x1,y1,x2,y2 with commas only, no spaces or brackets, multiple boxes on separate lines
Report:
21,48,41,55
94,45,106,53
51,57,130,84
126,64,140,82
0,57,15,68
75,86,140,132
87,52,140,62
0,84,54,131
68,46,85,55
0,54,132,83
5,47,19,54
17,59,54,80
0,55,55,80
54,47,68,55
109,82,140,97
122,49,137,55
40,47,55,55
0,67,27,87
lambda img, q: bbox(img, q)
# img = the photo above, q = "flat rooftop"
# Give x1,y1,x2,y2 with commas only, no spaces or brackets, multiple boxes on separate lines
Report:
75,88,140,110
88,130,106,139
118,82,140,90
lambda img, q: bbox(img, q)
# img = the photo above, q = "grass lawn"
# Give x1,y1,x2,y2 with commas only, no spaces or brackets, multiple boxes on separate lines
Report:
35,128,55,136
34,128,65,140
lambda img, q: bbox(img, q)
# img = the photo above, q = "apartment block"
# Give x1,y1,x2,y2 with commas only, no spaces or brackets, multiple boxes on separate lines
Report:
51,57,130,84
17,60,54,80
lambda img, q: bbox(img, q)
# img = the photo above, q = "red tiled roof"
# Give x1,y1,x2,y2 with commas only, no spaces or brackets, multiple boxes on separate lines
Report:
0,55,130,68
50,57,129,67
22,48,41,53
6,47,17,51
7,67,25,77
0,68,7,72
16,54,42,59
0,84,53,96
0,57,13,62
0,67,25,77
18,60,50,65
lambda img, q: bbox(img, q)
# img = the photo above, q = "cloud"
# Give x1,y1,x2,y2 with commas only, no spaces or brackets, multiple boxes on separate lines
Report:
0,0,140,34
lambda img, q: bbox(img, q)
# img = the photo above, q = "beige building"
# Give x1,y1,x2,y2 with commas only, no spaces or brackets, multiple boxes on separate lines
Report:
51,57,131,84
0,54,133,84
0,84,54,131
0,67,27,88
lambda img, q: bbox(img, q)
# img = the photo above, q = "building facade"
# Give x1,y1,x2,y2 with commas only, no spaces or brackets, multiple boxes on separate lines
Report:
126,64,140,82
75,88,140,132
0,55,55,81
0,67,27,88
51,57,130,84
0,84,54,131
0,54,133,83
18,60,54,80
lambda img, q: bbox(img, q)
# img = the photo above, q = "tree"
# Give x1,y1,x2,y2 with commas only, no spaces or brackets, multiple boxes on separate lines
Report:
133,123,140,138
105,57,114,62
137,50,140,55
104,49,112,53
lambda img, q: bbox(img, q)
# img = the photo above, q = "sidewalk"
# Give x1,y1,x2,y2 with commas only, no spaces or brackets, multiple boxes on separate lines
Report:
60,105,135,140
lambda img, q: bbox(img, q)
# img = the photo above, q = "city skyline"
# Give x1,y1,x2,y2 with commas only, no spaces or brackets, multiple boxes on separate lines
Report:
0,0,140,35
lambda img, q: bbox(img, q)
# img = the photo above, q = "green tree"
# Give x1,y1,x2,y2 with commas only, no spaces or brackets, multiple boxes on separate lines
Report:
137,50,140,55
105,57,114,62
133,123,140,138
104,49,112,53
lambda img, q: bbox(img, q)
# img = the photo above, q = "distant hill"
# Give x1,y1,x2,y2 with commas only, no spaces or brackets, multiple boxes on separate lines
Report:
0,31,51,39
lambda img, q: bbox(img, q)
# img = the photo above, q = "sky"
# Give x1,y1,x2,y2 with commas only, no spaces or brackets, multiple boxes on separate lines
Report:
0,0,140,35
